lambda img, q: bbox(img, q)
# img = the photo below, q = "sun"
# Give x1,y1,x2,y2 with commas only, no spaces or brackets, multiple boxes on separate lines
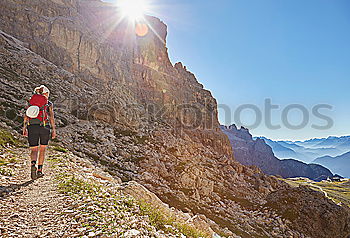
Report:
117,0,150,21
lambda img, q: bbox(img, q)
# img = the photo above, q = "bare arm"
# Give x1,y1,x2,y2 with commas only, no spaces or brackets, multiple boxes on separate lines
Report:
22,115,29,136
49,105,56,139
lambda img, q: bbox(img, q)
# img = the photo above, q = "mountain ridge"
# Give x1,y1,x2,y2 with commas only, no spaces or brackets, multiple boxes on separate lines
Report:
256,135,350,163
221,125,334,182
313,151,350,178
256,135,350,143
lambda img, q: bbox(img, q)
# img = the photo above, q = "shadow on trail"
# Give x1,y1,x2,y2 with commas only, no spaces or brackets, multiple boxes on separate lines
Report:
0,180,34,199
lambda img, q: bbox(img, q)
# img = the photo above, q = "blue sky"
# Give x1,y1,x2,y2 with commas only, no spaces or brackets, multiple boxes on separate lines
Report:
106,0,350,141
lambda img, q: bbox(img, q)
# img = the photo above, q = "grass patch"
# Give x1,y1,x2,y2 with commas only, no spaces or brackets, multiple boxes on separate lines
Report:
0,159,7,166
138,200,209,238
51,138,60,143
57,175,100,196
8,157,16,163
0,156,17,167
52,145,68,153
0,167,13,176
0,129,17,147
47,154,63,164
56,174,136,234
55,173,209,237
0,129,26,148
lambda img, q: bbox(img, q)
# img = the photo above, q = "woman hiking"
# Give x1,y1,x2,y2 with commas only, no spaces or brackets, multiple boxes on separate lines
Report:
22,85,57,179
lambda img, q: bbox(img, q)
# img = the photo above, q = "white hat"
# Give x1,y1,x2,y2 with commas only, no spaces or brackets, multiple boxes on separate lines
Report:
26,106,40,118
34,85,50,94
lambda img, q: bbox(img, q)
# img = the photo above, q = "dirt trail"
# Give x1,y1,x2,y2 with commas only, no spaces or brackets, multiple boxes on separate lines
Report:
0,145,189,238
0,148,78,237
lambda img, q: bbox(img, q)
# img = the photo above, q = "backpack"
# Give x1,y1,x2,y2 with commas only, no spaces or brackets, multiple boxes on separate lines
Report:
26,94,51,126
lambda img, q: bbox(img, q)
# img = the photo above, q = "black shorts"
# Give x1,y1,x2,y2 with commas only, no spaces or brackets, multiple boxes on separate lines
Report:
27,125,51,147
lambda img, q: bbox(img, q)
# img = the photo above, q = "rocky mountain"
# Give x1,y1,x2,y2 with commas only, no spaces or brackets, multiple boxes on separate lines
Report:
222,125,333,181
257,137,306,161
257,136,350,163
1,0,350,237
313,152,350,178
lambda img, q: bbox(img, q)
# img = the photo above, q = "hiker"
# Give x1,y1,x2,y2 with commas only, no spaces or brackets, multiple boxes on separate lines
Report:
22,85,56,179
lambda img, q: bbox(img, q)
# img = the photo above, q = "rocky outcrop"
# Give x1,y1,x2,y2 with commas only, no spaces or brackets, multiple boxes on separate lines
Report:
120,181,217,237
266,186,350,238
221,125,334,181
1,1,350,237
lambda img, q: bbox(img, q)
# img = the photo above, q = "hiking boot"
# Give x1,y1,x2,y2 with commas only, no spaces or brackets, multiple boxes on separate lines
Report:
37,171,44,178
31,165,37,180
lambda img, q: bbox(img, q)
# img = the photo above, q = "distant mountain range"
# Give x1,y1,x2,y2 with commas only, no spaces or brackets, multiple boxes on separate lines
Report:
256,136,350,163
313,152,350,177
221,125,333,181
254,135,350,177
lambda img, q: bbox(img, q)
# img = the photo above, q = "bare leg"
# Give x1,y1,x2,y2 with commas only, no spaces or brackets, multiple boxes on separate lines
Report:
38,145,47,169
30,146,39,179
30,146,39,164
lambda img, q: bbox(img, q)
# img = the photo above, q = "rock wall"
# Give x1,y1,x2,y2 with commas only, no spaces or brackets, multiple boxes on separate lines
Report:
0,0,230,157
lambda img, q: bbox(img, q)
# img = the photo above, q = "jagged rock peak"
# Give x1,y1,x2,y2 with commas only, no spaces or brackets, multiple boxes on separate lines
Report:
174,62,187,71
222,124,253,141
228,124,237,130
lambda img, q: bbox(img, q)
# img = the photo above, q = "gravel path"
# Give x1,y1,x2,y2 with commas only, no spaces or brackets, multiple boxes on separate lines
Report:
0,148,79,237
0,145,190,238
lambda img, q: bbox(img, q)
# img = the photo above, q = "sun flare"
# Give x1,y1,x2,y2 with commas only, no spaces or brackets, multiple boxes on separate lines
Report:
117,0,150,21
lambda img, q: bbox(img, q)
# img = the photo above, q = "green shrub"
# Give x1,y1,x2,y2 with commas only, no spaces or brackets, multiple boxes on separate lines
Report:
57,175,99,195
0,129,17,147
52,146,68,153
8,157,16,163
47,155,63,164
0,167,13,176
138,201,209,238
0,157,17,167
56,174,209,238
0,159,7,166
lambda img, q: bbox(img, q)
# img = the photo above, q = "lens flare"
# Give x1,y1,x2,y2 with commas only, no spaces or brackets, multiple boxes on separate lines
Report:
117,0,149,21
112,0,164,41
135,23,149,36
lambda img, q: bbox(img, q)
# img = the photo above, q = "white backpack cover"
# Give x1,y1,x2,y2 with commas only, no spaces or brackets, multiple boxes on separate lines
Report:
26,105,40,118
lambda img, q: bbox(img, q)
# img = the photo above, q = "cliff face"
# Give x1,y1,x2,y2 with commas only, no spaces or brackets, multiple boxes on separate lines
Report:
0,0,229,155
221,125,334,181
1,1,350,237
